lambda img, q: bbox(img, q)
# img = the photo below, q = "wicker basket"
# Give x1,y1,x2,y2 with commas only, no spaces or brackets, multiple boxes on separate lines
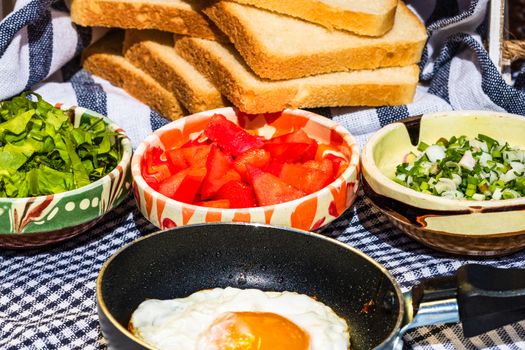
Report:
493,0,525,81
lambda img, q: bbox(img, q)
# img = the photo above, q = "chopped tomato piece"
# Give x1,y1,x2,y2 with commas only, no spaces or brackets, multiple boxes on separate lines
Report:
141,146,175,187
204,114,264,156
263,159,285,177
264,142,310,163
196,199,231,208
269,129,312,144
201,145,241,199
181,144,211,168
215,180,256,208
267,129,318,162
145,146,178,173
158,169,189,199
315,144,350,163
144,115,347,209
158,167,206,203
279,163,333,194
145,146,166,165
301,142,318,162
233,148,271,177
324,154,349,177
166,148,188,172
181,135,210,148
141,163,170,190
304,159,334,177
247,165,306,206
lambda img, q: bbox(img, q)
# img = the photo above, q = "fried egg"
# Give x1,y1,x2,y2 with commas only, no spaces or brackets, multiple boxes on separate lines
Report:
129,287,350,350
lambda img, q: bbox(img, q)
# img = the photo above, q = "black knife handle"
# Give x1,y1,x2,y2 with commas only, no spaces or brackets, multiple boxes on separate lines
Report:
457,264,525,338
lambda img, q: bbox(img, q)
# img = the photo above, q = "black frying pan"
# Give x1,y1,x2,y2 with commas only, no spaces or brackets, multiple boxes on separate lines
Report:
97,223,525,350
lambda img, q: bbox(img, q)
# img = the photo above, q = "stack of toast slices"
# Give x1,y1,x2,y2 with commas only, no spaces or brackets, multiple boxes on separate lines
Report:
76,0,427,119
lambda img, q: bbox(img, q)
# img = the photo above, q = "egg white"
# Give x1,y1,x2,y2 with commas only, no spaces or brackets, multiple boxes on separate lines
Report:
130,287,350,350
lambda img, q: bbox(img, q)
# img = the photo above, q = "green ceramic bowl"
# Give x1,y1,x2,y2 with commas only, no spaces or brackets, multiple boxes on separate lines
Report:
0,107,132,249
361,110,525,256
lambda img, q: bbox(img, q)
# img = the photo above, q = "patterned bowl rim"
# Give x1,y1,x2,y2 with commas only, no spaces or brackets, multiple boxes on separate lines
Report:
364,191,525,240
131,107,360,213
0,106,133,205
362,110,525,212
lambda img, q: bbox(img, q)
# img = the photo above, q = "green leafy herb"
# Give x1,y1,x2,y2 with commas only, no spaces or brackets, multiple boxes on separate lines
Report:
0,91,122,198
394,134,525,200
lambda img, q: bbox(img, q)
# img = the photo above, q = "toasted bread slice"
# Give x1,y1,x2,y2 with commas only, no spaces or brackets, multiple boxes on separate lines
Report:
175,37,419,114
204,1,427,80
123,30,228,114
229,0,398,36
82,31,184,120
71,0,225,41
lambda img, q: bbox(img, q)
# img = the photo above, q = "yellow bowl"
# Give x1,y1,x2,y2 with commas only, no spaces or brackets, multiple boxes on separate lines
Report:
361,110,525,256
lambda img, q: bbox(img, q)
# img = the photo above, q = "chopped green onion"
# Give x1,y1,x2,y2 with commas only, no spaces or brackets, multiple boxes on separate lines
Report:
395,133,524,200
478,134,497,149
417,142,429,151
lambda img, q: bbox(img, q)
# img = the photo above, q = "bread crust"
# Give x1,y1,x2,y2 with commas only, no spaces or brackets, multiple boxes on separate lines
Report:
82,32,185,120
204,1,427,80
176,37,419,114
71,0,225,41
229,0,398,36
123,30,227,114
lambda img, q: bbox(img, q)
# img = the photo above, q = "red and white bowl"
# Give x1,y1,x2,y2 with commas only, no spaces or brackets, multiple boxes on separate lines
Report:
131,107,359,231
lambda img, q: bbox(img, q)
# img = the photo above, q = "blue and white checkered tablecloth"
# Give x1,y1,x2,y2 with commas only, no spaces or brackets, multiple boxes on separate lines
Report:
1,0,525,349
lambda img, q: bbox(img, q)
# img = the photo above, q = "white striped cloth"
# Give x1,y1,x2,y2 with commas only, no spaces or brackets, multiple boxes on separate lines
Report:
0,1,524,349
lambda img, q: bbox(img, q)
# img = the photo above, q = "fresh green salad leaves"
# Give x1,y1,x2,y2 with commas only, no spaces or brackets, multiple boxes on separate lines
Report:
0,92,122,198
395,134,525,200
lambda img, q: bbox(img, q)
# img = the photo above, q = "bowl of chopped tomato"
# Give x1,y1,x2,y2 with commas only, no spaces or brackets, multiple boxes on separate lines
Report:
361,110,525,256
131,108,359,231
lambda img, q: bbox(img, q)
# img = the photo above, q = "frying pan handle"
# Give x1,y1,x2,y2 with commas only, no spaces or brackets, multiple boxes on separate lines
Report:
399,274,459,335
457,264,525,337
398,264,525,343
411,274,457,313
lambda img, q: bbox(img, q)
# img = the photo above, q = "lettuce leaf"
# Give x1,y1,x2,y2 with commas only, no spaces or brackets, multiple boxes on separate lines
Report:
0,92,123,198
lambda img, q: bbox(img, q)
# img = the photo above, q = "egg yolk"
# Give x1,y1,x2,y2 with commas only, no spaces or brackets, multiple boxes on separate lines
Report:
200,311,310,350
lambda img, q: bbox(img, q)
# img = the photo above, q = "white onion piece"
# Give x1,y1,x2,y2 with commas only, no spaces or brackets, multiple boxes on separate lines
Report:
425,145,446,163
519,151,525,162
420,162,432,176
459,150,476,170
445,161,462,176
396,174,407,182
472,193,485,201
441,190,464,199
510,162,525,173
492,188,502,200
503,151,520,162
435,178,457,194
469,139,488,153
479,152,492,167
503,170,518,183
451,173,462,186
